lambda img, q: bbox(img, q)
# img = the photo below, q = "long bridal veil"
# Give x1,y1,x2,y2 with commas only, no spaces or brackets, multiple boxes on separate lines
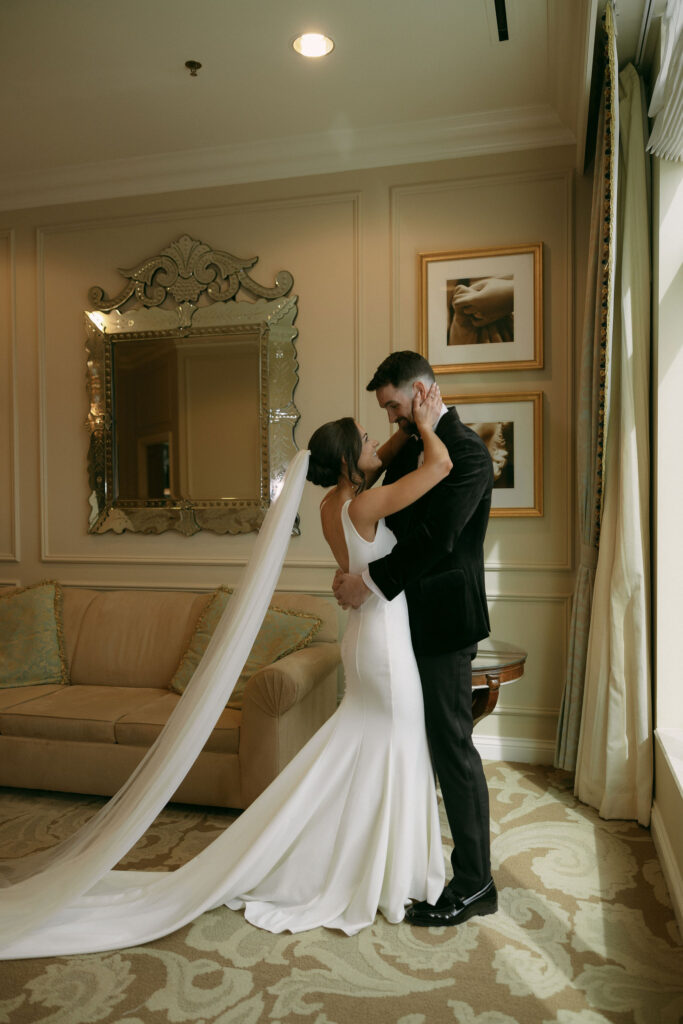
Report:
0,450,310,959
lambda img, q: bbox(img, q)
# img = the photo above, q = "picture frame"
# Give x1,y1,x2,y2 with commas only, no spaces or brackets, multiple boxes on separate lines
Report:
418,243,543,374
445,391,543,516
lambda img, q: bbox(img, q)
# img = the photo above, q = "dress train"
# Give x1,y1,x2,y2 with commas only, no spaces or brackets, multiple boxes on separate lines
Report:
0,473,444,957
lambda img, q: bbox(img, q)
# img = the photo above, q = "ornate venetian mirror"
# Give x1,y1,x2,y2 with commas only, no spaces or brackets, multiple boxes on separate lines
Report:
85,235,300,535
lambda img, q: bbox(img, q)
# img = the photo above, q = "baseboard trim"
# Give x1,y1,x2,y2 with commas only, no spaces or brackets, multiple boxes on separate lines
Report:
474,734,556,765
650,801,683,939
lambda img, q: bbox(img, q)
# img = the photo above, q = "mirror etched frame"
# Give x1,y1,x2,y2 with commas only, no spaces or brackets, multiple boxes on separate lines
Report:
85,235,300,536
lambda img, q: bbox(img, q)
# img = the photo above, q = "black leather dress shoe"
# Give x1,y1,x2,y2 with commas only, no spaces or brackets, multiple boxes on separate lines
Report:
405,878,497,927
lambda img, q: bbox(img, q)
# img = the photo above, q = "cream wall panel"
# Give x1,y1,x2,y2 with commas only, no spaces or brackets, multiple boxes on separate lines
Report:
0,231,17,561
38,194,359,570
478,593,572,746
653,158,683,729
391,170,573,572
653,740,683,878
652,737,683,936
651,159,683,931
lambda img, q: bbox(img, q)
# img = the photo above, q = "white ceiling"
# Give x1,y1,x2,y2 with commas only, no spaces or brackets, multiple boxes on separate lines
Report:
0,0,653,211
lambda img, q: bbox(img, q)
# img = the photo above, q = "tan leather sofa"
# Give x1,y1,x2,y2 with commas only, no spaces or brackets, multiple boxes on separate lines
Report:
0,587,340,808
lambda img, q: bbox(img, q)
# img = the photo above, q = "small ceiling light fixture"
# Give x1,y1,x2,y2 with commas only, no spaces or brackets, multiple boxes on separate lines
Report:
185,60,202,76
292,33,334,58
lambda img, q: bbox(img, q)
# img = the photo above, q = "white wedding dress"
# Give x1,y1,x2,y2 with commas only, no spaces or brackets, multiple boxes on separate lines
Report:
0,461,444,957
221,500,445,933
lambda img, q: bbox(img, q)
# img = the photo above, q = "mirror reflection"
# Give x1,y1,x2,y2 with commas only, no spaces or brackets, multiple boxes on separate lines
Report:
85,235,300,536
112,334,261,501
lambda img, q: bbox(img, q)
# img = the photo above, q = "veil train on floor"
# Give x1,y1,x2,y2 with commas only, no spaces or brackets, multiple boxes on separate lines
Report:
0,450,311,958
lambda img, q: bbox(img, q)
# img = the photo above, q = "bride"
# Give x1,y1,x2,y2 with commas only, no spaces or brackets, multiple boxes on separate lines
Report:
0,385,450,957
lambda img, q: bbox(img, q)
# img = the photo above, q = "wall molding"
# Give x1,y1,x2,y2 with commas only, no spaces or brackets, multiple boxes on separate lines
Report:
35,189,363,239
492,705,559,719
474,734,556,765
390,166,574,204
485,559,575,573
37,228,50,568
28,580,574,606
37,552,582,573
37,191,361,565
651,802,683,940
390,168,574,573
352,194,362,423
487,589,572,628
40,554,339,569
55,579,343,601
1,106,574,213
0,230,19,563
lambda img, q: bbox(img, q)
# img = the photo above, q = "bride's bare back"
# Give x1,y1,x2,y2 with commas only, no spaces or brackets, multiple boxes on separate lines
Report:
320,490,356,572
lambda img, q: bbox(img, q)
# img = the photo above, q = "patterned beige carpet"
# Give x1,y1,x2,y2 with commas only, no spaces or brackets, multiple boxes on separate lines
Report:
0,763,681,1024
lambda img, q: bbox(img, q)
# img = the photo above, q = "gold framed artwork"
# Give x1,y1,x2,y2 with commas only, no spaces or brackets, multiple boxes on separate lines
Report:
418,243,543,374
445,391,544,517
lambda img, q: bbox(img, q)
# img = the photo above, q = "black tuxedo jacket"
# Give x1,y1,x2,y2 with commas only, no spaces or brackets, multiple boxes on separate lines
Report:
368,407,493,656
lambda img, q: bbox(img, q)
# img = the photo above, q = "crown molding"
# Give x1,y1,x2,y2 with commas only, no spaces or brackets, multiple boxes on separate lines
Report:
0,106,575,213
0,230,19,562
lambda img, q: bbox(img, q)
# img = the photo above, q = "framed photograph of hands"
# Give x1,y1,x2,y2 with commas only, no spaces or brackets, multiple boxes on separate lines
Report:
418,243,543,374
444,391,543,516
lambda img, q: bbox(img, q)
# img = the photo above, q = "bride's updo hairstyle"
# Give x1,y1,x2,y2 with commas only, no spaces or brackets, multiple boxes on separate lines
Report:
307,417,365,492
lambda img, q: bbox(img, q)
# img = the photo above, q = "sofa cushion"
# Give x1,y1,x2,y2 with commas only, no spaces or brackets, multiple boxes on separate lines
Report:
0,685,169,743
170,587,322,708
0,684,64,711
115,693,241,754
60,588,99,671
69,590,212,688
0,581,67,689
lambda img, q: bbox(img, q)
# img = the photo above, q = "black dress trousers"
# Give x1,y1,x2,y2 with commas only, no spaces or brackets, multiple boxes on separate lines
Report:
416,644,491,895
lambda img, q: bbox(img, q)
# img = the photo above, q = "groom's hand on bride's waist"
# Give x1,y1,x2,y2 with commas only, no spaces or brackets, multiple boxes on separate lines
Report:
333,570,371,609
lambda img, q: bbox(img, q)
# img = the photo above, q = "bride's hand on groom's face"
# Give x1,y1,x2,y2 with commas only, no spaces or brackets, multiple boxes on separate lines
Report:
413,382,442,430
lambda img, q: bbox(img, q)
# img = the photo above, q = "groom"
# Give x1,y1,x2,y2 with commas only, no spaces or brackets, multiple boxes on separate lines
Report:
333,350,496,926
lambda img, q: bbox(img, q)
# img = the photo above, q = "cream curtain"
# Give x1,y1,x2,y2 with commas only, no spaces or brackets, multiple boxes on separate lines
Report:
574,64,653,827
555,6,618,770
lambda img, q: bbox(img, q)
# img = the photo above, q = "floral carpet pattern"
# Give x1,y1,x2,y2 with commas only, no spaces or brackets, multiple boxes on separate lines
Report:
0,763,681,1024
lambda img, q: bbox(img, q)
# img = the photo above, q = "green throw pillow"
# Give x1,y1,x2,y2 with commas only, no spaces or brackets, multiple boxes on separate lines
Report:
0,581,68,688
171,587,322,708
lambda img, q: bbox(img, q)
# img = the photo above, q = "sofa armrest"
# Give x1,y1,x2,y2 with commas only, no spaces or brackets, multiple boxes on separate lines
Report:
241,643,341,717
238,643,340,807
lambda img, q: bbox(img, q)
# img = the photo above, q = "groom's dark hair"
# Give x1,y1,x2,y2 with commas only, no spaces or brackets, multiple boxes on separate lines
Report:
366,351,435,392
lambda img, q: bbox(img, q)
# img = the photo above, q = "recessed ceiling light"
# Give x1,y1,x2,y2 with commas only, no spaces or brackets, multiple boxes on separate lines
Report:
292,33,334,58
